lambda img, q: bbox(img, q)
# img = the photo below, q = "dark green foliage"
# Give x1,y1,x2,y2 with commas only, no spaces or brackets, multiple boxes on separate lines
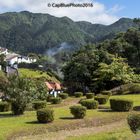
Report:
37,108,54,123
0,71,8,92
51,97,62,104
95,95,109,104
11,100,26,115
58,93,68,99
80,99,98,109
32,80,48,101
127,114,140,134
74,92,83,98
110,99,133,111
62,45,112,94
70,105,86,119
78,98,86,104
32,101,47,110
0,11,135,56
0,102,10,112
86,93,94,99
46,94,54,102
101,91,112,96
4,76,36,115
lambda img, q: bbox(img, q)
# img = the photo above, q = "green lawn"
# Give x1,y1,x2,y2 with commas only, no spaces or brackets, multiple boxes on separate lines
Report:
67,128,136,140
19,68,59,82
0,94,139,140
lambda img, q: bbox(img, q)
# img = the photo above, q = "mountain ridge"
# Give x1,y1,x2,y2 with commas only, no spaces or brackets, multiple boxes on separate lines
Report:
0,11,137,55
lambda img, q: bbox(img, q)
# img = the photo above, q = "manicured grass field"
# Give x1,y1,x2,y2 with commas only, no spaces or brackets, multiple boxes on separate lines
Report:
0,94,139,140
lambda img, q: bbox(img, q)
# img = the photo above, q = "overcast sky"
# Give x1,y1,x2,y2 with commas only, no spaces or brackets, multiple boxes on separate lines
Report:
0,0,139,25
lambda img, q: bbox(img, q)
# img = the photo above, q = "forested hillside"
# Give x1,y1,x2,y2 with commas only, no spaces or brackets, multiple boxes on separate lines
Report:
0,11,137,55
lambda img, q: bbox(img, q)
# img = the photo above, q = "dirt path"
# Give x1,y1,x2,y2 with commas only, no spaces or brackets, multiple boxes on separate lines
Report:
14,120,126,140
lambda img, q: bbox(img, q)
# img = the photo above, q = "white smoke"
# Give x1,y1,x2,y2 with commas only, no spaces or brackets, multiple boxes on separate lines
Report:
46,42,73,57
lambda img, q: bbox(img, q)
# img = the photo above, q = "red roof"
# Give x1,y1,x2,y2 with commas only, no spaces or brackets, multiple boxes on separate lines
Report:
45,82,61,90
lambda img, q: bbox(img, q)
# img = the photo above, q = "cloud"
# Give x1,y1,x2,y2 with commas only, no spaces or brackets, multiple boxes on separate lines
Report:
0,0,123,25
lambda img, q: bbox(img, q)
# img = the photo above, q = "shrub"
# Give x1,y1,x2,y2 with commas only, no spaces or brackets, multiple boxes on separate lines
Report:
59,93,68,99
46,94,53,102
51,97,62,104
101,91,112,96
70,105,86,119
0,102,10,112
110,99,133,111
37,108,54,123
80,99,98,109
86,93,94,99
11,101,26,115
78,98,86,104
74,92,83,98
127,114,140,134
95,95,109,104
32,101,46,110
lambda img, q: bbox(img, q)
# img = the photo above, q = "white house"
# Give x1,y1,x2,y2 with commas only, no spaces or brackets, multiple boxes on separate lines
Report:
0,47,37,66
17,56,37,64
6,54,37,66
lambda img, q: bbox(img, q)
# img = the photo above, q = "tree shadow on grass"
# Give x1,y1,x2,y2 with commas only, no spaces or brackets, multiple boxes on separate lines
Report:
26,121,40,124
60,117,75,120
133,106,140,111
98,109,117,112
0,113,14,118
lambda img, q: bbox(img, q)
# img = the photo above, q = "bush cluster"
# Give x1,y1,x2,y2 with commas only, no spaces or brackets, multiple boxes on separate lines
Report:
11,101,26,115
95,95,109,104
78,98,86,104
59,93,68,99
110,99,133,111
0,102,10,112
70,105,86,119
32,101,46,110
86,93,94,99
51,97,62,104
101,91,112,96
80,99,98,109
74,92,83,98
37,108,54,123
46,94,53,102
127,114,140,134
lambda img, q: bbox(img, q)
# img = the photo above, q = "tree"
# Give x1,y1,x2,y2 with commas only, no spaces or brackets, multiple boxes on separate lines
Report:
62,45,112,94
5,76,35,115
94,56,137,91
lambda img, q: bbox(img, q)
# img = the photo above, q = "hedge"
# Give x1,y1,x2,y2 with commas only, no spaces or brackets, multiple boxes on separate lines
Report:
74,92,83,98
95,95,109,104
37,108,54,123
51,97,62,104
86,93,94,99
127,113,140,134
110,98,133,111
80,99,98,109
32,101,46,110
59,93,68,99
70,105,86,119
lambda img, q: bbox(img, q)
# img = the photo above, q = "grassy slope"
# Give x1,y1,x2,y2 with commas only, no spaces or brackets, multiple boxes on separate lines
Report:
0,95,139,140
19,68,59,82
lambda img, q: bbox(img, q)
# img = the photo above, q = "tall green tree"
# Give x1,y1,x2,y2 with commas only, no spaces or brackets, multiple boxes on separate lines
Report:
94,56,138,91
62,45,112,94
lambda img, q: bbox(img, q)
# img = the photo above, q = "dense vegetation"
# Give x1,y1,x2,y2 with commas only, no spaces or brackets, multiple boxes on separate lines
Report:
0,11,137,55
63,24,140,94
